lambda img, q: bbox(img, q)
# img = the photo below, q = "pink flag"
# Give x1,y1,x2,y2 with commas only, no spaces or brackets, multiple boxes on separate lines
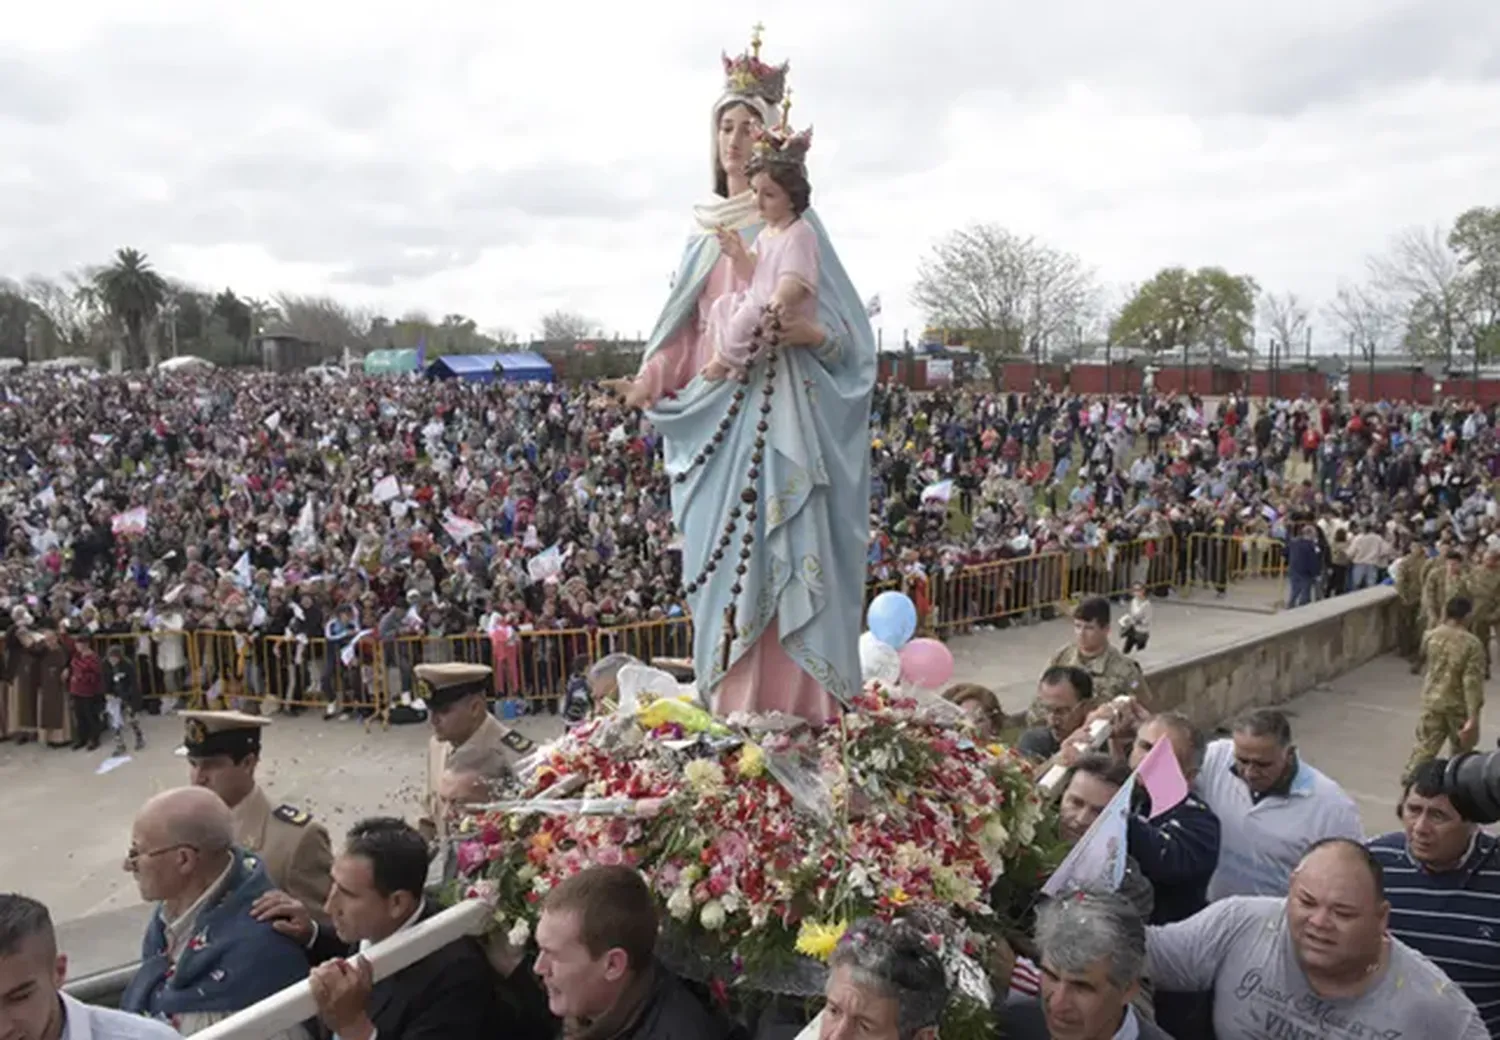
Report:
1136,737,1189,819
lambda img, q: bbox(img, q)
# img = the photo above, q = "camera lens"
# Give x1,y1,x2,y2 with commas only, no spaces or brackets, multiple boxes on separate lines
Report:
1442,752,1500,825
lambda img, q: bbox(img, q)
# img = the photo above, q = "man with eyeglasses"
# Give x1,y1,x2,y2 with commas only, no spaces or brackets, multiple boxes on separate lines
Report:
1195,708,1362,900
118,787,311,1038
1018,666,1094,762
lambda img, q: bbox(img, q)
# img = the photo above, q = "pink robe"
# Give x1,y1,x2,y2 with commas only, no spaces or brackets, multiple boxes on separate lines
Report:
637,244,839,725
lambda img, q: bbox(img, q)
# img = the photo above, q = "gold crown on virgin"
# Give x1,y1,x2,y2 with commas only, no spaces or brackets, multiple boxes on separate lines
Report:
750,91,813,171
722,23,788,106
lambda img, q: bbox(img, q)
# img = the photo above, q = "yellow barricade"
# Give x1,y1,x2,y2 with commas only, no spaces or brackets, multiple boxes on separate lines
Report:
931,552,1070,634
66,540,1298,730
1065,537,1179,602
1184,534,1287,590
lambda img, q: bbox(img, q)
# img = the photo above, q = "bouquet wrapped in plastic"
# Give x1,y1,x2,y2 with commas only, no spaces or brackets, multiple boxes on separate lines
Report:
447,665,1046,1035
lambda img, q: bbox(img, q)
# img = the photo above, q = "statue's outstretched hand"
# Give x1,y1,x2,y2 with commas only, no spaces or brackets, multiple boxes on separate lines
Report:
602,378,650,410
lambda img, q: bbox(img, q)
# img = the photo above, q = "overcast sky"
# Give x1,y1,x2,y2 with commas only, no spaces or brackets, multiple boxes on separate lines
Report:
3,0,1498,349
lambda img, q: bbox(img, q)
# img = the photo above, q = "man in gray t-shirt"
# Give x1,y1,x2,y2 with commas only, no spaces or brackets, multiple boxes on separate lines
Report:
1145,839,1487,1039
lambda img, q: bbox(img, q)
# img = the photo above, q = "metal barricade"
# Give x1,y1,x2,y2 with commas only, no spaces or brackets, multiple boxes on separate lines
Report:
1184,534,1287,590
1066,536,1179,602
931,551,1071,633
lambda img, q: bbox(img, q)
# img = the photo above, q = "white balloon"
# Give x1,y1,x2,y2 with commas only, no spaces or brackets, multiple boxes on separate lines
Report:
859,631,903,685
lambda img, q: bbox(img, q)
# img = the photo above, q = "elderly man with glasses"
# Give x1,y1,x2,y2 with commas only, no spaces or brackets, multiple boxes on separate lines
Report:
119,786,311,1038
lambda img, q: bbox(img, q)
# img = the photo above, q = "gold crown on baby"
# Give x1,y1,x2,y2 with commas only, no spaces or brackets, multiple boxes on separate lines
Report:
750,94,813,171
722,23,788,105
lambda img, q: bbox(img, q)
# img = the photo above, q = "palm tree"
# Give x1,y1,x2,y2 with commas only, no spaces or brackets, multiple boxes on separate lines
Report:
94,248,168,369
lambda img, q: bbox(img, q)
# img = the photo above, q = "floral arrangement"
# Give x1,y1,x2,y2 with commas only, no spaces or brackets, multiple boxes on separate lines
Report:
447,679,1047,1034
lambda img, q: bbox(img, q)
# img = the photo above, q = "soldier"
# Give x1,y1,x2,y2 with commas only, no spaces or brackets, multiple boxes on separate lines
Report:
1468,549,1500,679
1047,596,1151,707
179,709,333,917
1395,539,1429,671
416,662,535,852
1404,596,1485,783
1422,551,1471,634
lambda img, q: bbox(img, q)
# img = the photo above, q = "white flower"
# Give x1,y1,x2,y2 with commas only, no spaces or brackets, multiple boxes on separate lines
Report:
699,900,726,931
667,887,695,921
507,918,531,949
531,875,553,896
980,817,1010,851
517,864,539,884
683,759,727,797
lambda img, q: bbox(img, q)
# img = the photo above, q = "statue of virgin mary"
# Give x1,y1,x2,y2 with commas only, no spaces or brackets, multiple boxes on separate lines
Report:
612,27,876,723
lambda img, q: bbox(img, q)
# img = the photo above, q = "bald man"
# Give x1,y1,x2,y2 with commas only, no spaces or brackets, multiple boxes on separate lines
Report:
1146,838,1488,1039
119,788,311,1037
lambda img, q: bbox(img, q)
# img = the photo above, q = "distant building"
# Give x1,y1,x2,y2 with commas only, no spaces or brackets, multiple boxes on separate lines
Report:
256,334,341,372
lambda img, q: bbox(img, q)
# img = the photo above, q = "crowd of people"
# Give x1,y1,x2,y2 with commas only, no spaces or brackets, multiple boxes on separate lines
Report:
6,600,1500,1040
0,366,1493,744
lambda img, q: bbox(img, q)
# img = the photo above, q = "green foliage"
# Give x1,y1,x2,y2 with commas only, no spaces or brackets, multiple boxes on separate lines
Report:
1110,266,1259,356
1450,206,1500,361
94,248,169,369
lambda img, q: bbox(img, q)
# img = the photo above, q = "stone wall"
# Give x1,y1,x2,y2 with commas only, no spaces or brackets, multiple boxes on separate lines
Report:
1144,585,1400,731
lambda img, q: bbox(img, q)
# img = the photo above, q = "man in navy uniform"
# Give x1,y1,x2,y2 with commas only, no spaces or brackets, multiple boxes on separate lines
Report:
179,710,333,917
415,663,535,850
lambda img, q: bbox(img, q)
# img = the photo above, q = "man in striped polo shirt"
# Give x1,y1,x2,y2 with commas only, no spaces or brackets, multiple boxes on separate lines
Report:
1369,758,1500,1037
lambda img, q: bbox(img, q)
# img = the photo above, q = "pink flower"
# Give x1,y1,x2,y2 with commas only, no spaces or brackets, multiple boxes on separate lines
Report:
455,840,489,876
594,844,625,866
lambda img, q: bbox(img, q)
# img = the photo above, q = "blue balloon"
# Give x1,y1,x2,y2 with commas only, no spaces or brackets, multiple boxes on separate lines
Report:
867,591,918,649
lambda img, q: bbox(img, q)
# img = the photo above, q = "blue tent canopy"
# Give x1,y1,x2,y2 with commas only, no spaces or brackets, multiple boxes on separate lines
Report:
426,352,554,384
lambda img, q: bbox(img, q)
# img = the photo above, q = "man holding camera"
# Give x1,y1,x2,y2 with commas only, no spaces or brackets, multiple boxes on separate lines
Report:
1370,758,1500,1038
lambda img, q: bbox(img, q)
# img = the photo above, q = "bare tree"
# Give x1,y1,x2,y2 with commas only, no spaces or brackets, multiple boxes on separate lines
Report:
487,326,520,346
22,275,92,356
1260,290,1310,359
910,223,1097,383
1369,225,1469,362
539,309,597,343
270,293,365,348
1324,282,1395,360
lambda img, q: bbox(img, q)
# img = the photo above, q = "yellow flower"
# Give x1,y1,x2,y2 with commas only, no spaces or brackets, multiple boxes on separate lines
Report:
795,919,848,961
737,743,766,779
889,886,912,906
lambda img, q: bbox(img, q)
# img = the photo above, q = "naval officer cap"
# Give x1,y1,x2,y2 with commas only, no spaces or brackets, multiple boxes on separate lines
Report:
180,709,270,759
414,662,494,710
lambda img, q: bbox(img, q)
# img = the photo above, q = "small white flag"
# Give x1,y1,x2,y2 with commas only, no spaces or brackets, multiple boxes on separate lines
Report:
371,475,400,504
111,506,149,535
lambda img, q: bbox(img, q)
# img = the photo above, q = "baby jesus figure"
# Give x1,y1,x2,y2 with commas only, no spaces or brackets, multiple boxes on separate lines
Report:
700,126,819,382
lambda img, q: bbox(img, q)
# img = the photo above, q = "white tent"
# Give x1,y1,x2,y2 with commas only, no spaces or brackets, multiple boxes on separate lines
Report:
157,355,216,372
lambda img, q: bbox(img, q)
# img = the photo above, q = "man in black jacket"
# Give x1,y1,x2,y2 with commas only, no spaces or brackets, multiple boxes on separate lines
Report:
298,816,519,1040
535,865,737,1040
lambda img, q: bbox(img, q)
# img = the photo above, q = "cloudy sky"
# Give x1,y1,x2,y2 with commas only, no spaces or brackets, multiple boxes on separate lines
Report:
2,0,1498,349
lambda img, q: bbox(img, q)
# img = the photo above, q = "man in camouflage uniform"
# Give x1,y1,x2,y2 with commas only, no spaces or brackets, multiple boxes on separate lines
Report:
1404,595,1485,783
1422,551,1471,634
1468,549,1500,679
1395,540,1428,669
1047,595,1151,706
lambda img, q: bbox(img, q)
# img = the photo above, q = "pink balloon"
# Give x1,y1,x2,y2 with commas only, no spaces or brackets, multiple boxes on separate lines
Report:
899,638,954,689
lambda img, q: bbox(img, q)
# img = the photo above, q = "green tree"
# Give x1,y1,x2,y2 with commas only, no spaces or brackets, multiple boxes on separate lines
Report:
1449,206,1500,360
1109,266,1258,363
93,248,169,369
213,289,255,345
910,223,1097,385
